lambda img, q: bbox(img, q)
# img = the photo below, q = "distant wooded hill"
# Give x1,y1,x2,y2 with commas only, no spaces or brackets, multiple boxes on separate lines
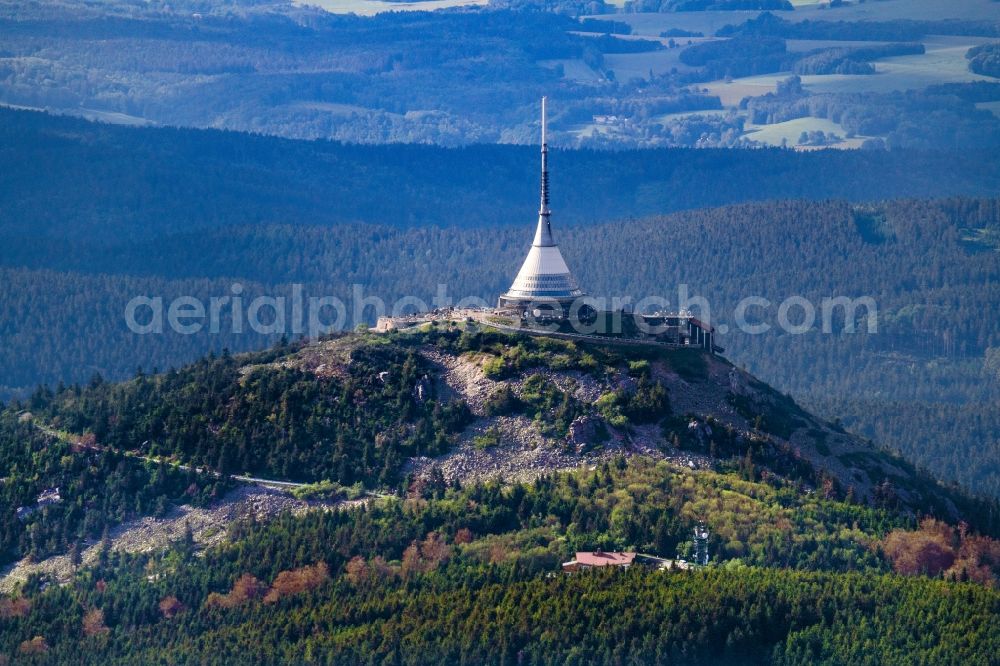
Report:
2,107,1000,240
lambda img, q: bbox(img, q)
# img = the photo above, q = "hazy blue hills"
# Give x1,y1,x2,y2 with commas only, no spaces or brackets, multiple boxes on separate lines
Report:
2,108,1000,241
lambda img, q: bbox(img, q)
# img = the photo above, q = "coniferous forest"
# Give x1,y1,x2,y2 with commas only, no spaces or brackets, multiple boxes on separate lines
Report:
2,453,999,664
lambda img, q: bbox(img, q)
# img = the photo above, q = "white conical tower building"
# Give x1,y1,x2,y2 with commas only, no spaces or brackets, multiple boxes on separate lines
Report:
498,97,585,311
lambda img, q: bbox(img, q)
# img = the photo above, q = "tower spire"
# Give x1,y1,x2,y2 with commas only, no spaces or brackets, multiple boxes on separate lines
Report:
533,96,554,247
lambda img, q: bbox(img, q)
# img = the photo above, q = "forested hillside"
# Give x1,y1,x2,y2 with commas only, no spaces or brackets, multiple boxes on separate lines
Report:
1,325,991,573
0,409,229,565
2,328,998,664
6,327,998,572
2,457,998,664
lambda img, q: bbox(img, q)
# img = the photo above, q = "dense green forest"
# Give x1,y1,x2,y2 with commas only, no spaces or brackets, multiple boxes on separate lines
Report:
1,323,997,663
1,458,998,664
4,2,1000,662
26,338,472,489
678,36,926,81
0,408,229,564
968,42,1000,78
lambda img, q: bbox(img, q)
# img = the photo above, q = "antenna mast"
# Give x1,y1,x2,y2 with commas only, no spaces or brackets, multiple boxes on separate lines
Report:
540,96,550,216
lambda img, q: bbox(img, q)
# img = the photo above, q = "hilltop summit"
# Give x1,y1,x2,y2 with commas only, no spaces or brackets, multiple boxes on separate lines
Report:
19,326,987,529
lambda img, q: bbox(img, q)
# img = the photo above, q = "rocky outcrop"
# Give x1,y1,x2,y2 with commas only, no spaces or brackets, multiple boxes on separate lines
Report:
419,349,494,415
409,341,950,512
567,415,607,453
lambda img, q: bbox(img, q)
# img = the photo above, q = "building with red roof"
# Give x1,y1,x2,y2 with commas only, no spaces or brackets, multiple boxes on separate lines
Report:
562,550,688,573
561,550,635,572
